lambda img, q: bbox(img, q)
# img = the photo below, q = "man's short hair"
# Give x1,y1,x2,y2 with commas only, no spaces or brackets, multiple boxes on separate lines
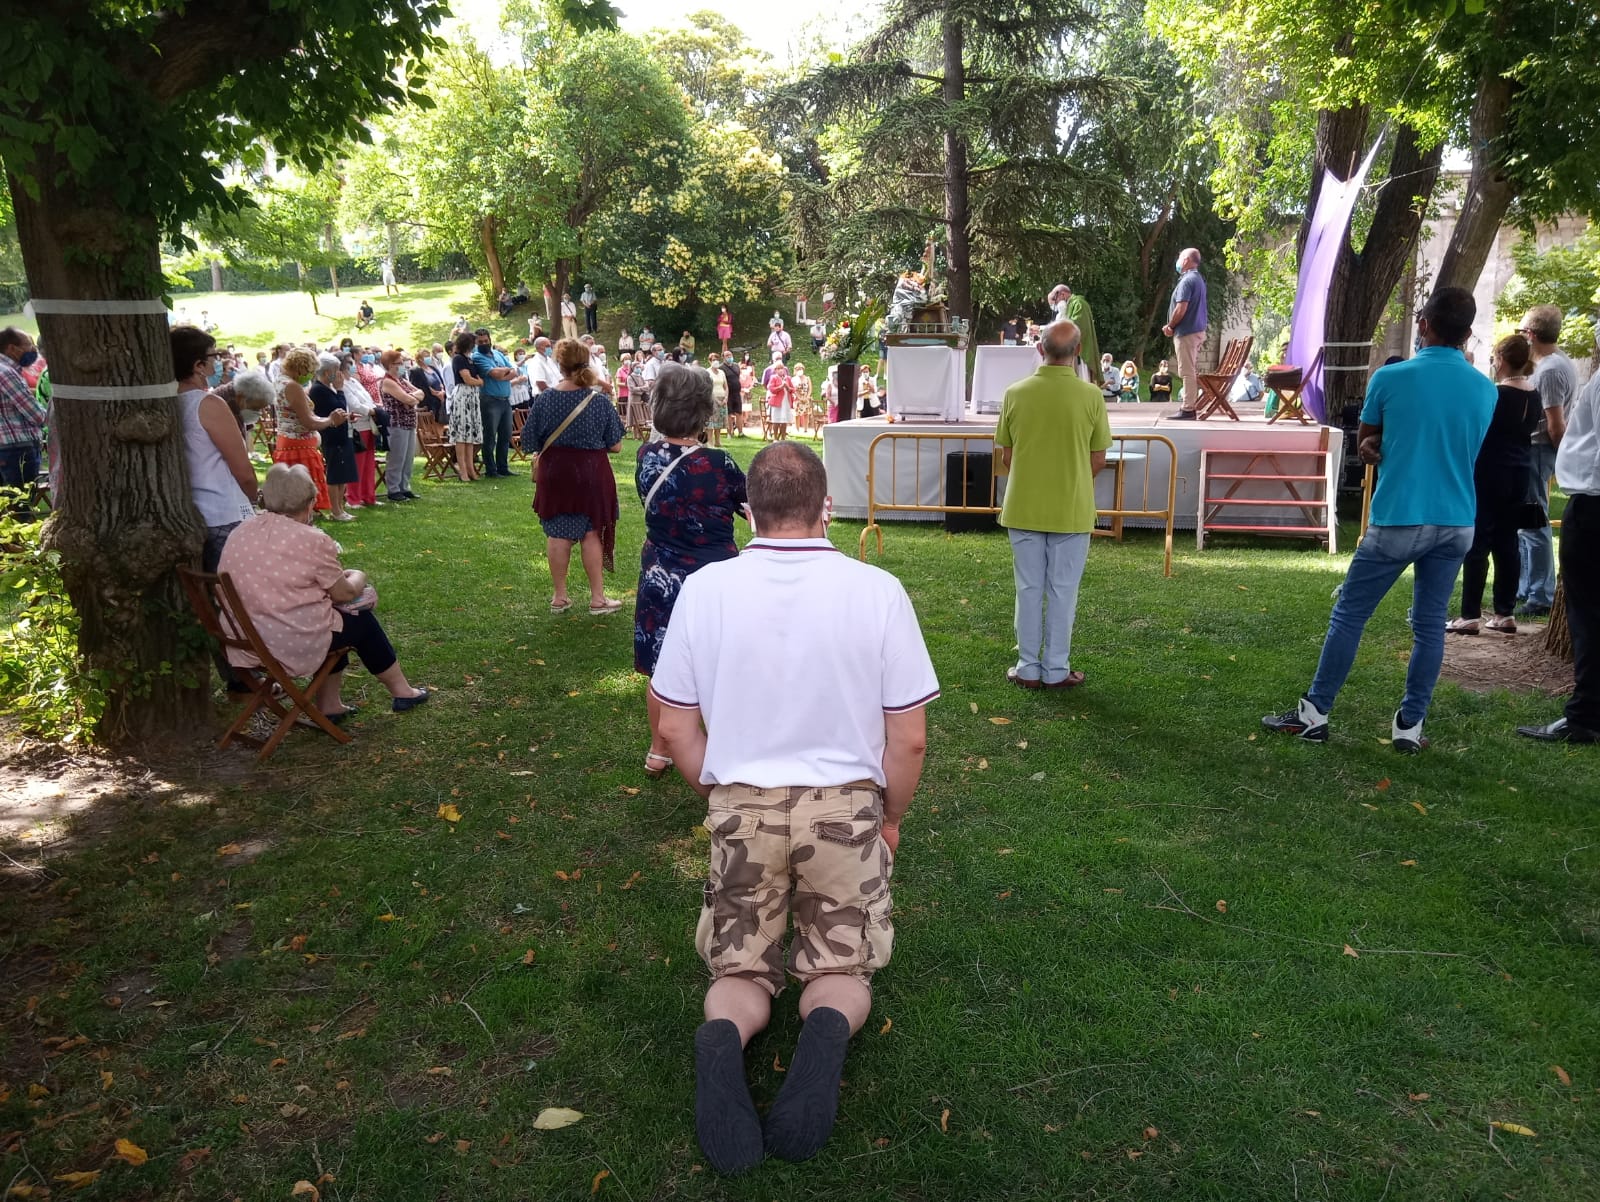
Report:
1524,303,1563,346
1040,320,1081,364
748,442,827,530
1421,286,1477,348
652,364,713,438
170,324,216,379
0,326,30,354
474,327,491,338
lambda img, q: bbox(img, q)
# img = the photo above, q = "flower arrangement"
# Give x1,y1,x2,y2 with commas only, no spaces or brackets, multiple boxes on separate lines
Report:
818,298,885,366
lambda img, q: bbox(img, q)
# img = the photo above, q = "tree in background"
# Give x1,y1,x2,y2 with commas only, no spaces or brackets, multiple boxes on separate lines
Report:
196,171,345,312
1493,225,1600,364
0,1,442,747
774,0,1115,324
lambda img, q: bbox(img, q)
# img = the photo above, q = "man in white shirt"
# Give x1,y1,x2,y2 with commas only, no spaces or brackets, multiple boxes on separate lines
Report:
767,321,792,364
1515,304,1576,618
525,336,555,393
1518,357,1600,744
652,443,938,1174
580,334,609,383
637,344,663,402
559,291,578,339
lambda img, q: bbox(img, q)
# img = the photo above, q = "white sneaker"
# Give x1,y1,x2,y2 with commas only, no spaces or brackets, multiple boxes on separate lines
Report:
1262,695,1330,742
1392,709,1428,754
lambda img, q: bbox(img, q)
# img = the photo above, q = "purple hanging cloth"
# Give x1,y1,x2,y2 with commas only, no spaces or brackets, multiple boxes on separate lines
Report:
1285,140,1384,424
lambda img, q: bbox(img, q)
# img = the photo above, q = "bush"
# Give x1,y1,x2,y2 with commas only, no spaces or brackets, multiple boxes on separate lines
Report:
0,502,105,742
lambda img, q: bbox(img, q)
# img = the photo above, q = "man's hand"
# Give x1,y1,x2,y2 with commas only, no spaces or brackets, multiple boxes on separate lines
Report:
1358,436,1383,464
1161,324,1173,337
880,820,900,855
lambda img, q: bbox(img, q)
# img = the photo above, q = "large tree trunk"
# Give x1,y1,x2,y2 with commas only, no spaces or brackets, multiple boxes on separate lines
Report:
941,14,972,324
545,259,571,336
1132,186,1177,366
209,258,222,291
9,174,207,748
1306,106,1444,420
1434,70,1517,293
479,215,506,300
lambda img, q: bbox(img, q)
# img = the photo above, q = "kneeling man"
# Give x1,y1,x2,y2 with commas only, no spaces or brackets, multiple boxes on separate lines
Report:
652,442,939,1173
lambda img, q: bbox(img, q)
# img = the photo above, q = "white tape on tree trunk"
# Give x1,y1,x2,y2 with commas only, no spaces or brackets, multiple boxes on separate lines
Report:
49,382,179,401
26,298,171,316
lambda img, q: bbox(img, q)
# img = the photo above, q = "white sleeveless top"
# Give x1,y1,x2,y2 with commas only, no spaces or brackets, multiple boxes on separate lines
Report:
179,388,256,529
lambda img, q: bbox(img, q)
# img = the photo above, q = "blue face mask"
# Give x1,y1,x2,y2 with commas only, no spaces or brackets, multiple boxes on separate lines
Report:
361,354,375,365
421,356,432,367
207,358,225,386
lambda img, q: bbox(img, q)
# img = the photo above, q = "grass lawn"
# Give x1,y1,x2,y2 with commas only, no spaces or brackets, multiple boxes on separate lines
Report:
3,433,1598,1199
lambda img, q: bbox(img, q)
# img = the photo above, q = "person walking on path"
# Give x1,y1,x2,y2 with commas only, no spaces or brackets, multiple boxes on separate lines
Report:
1162,248,1208,418
1514,303,1575,618
993,321,1111,689
1263,287,1495,753
472,328,516,478
651,442,938,1175
1518,343,1600,744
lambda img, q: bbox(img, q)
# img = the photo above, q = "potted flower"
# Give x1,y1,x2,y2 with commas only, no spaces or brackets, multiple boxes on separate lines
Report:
820,297,885,422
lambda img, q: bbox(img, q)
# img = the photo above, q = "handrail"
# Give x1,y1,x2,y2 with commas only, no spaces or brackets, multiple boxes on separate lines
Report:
857,430,1177,577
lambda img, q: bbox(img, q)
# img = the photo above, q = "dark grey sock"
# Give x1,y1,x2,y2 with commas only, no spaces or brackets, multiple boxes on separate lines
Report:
763,1006,852,1162
694,1019,764,1175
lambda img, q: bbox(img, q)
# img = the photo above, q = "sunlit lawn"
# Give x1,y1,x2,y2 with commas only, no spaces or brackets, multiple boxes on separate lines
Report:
1,404,1597,1201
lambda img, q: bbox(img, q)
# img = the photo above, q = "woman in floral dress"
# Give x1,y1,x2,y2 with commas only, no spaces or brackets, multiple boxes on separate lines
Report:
633,364,746,777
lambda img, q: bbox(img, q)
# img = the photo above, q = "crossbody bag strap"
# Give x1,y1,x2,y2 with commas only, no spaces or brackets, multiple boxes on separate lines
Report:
642,446,700,512
541,390,597,454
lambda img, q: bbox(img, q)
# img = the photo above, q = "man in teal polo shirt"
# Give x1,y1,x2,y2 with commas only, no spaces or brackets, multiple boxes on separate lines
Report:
1263,286,1494,752
993,320,1112,689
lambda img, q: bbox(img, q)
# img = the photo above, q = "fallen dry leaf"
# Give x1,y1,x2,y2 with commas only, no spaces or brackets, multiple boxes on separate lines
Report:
619,871,642,890
940,1108,950,1133
426,1066,453,1077
437,803,462,823
772,1052,785,1072
1215,900,1228,914
177,1147,211,1173
1143,1126,1159,1141
335,1027,366,1042
100,1071,113,1091
969,702,979,714
280,1102,307,1118
977,758,988,770
1411,801,1428,816
988,716,1012,725
1017,740,1028,749
216,843,243,856
53,1171,101,1191
424,1132,447,1144
591,1168,611,1194
1126,1148,1143,1160
1408,1092,1430,1101
377,913,398,923
291,1183,321,1202
522,949,537,965
1343,944,1359,958
1359,802,1379,811
455,1139,471,1154
879,1017,893,1035
1492,1120,1537,1137
113,1138,148,1167
1553,1064,1572,1087
1400,859,1417,867
1374,778,1391,791
532,1107,584,1131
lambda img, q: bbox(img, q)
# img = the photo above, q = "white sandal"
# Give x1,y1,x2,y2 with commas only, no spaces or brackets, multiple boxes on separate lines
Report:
1445,617,1480,635
644,752,674,779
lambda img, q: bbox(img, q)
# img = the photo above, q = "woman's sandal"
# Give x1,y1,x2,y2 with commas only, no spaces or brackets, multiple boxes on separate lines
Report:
550,599,573,614
1445,617,1480,635
1484,616,1517,634
644,751,674,779
589,598,625,616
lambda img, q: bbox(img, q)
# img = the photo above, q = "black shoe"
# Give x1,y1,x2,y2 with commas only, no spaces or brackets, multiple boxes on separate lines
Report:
1261,696,1329,742
1171,409,1198,421
1516,717,1600,744
392,688,430,713
1514,603,1551,619
384,493,407,503
694,1020,764,1175
401,490,420,500
764,1007,851,1162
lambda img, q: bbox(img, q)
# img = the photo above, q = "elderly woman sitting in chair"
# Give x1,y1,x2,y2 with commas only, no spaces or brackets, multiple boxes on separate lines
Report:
218,463,430,721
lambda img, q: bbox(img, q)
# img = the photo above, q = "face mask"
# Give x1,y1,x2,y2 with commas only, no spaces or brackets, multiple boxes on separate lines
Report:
361,354,375,365
477,343,490,353
1175,258,1185,274
17,349,39,369
421,356,432,367
207,359,225,386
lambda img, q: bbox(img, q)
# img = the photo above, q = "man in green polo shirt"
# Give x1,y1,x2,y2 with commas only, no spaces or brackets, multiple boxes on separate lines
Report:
993,320,1112,689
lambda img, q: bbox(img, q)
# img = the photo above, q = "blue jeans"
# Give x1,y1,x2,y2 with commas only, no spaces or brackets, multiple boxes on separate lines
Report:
1517,443,1558,607
1307,523,1473,726
0,441,40,488
480,394,512,475
1008,529,1090,684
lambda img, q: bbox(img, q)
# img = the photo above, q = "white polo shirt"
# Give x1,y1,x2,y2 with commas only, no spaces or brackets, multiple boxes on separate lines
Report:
1556,372,1600,496
651,538,940,788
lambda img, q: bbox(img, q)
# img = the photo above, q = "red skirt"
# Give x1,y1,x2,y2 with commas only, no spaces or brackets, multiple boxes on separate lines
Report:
534,446,619,570
274,436,330,510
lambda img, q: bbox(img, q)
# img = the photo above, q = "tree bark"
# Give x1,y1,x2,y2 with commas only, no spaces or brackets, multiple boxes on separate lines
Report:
324,222,340,297
1308,107,1444,420
1132,186,1178,366
941,14,972,324
545,259,571,335
479,214,506,301
8,172,207,748
209,258,222,291
1545,580,1573,662
1434,70,1517,293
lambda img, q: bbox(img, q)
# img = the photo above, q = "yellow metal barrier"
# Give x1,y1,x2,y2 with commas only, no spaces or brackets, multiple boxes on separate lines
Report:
857,431,1177,577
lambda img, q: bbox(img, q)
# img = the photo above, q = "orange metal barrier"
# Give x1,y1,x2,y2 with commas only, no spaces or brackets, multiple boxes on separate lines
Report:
1359,463,1562,539
857,431,1177,577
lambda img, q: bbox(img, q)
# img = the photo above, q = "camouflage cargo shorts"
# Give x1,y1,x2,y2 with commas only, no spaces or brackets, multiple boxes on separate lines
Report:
695,781,894,997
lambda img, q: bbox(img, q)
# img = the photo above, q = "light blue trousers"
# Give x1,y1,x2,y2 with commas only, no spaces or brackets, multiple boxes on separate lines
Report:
1009,529,1090,684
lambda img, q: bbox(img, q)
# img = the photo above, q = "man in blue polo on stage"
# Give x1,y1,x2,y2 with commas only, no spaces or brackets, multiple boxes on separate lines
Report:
1263,286,1494,753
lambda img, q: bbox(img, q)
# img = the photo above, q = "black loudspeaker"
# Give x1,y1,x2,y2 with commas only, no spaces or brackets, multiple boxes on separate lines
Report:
945,451,999,533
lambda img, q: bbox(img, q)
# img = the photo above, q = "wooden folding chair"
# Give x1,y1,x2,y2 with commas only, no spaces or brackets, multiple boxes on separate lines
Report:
177,567,353,763
510,408,529,461
253,408,277,453
416,413,453,482
626,394,653,441
1266,347,1322,425
1194,336,1254,422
